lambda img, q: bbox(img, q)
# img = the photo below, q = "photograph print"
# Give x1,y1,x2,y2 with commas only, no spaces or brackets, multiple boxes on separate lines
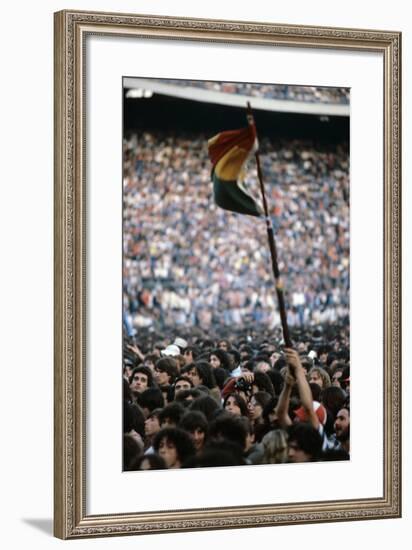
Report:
122,77,350,471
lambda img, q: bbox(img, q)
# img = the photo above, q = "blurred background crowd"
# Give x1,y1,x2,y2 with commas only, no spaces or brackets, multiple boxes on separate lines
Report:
123,133,349,334
162,79,350,104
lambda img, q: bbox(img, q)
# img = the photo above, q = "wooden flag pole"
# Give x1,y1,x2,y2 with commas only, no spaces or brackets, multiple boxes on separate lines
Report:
246,102,293,348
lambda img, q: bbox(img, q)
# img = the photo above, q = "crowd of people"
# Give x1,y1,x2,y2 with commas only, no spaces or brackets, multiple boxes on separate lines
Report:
161,80,350,105
123,131,349,333
123,87,350,470
123,326,350,470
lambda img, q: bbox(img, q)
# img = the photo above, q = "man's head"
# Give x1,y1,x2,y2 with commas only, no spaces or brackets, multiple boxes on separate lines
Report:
208,413,248,452
331,366,345,387
287,423,323,463
183,346,198,365
154,357,179,387
320,386,347,417
334,407,350,442
299,355,314,373
188,395,219,421
173,376,194,398
333,365,350,393
129,366,153,395
181,364,202,386
269,350,281,367
174,388,202,406
144,408,162,438
217,339,231,352
158,402,186,428
179,411,208,452
137,388,164,417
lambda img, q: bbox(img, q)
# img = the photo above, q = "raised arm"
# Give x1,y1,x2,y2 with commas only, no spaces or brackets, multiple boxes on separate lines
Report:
126,343,145,362
284,348,319,430
275,367,294,428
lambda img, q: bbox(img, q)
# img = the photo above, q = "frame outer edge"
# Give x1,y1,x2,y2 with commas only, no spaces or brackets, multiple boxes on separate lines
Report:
398,32,402,518
54,10,68,540
393,31,402,517
54,10,402,538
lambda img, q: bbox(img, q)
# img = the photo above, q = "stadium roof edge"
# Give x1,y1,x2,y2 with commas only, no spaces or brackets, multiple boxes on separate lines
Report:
123,77,349,118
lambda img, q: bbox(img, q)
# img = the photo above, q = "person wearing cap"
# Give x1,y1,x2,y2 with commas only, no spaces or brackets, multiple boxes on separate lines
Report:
161,344,181,358
161,344,186,372
173,337,188,353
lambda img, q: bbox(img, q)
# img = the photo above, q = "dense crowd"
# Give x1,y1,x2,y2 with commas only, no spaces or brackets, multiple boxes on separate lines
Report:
123,132,349,333
123,326,350,470
160,80,350,105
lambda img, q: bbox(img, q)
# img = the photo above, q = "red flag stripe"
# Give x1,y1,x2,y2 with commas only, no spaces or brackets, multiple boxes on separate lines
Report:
208,124,256,168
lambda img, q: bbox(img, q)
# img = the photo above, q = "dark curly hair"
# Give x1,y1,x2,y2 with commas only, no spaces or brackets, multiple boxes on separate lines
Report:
223,392,249,417
153,427,196,464
210,348,233,371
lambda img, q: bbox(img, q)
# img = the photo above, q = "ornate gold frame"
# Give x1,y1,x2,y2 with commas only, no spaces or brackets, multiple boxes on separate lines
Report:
54,10,401,539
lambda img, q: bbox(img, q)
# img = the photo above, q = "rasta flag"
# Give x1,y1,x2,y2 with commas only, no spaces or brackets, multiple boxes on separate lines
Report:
208,106,292,348
207,124,262,217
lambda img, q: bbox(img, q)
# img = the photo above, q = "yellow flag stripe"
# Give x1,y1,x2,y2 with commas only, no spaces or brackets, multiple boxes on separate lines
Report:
214,145,250,181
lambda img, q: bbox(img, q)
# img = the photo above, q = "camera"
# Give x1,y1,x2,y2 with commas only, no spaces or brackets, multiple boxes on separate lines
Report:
234,377,252,394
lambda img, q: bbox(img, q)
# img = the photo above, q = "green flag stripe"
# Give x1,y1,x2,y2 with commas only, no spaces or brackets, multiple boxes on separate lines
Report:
213,172,261,217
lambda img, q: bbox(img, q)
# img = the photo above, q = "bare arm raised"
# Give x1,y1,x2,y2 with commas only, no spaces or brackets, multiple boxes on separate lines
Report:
275,367,295,428
284,348,319,431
